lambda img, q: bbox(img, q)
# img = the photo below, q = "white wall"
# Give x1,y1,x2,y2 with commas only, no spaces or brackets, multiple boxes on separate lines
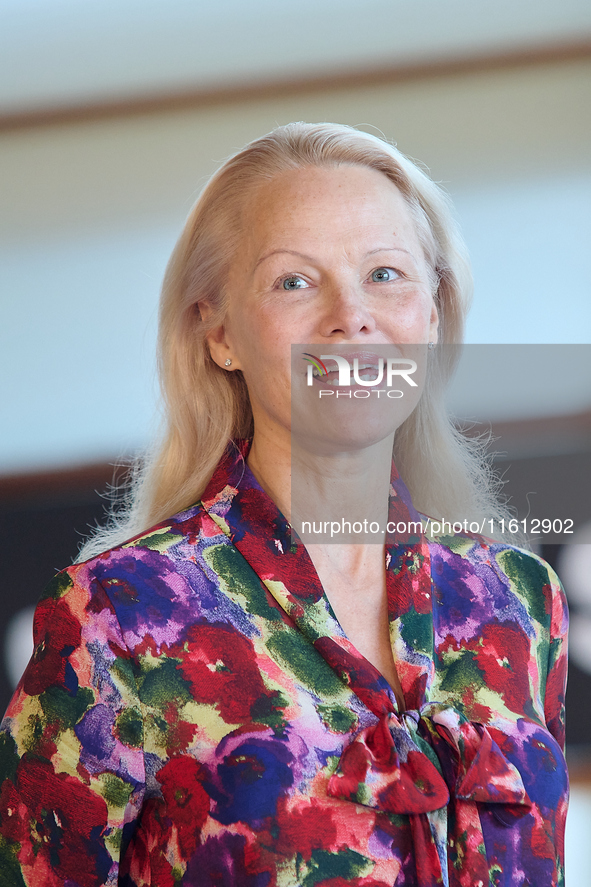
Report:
566,786,591,886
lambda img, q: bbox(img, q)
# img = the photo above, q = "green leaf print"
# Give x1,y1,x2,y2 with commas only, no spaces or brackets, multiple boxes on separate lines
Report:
206,545,284,622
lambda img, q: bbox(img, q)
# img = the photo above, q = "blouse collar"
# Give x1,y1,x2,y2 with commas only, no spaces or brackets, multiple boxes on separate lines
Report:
201,440,435,713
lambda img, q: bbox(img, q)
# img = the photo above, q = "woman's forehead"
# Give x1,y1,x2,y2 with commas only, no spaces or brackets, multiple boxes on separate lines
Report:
253,163,404,209
239,165,420,261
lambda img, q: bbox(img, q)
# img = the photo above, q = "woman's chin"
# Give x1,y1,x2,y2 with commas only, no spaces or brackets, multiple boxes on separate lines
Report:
291,420,398,460
291,386,421,459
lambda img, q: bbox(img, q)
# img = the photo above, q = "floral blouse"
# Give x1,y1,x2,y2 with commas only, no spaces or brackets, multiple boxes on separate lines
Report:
0,442,568,887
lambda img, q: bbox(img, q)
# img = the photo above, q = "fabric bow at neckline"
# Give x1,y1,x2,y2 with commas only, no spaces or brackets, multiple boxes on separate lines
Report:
328,704,532,887
327,702,531,818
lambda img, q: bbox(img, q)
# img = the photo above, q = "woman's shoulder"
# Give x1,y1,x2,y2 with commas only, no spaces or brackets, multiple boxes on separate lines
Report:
76,498,215,567
41,497,223,616
424,520,567,630
423,514,555,569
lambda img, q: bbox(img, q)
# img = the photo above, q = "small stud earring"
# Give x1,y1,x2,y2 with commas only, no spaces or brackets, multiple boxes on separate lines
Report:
428,342,435,350
224,358,232,367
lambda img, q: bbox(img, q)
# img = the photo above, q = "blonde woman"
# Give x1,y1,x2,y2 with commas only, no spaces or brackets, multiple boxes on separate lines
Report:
0,123,568,887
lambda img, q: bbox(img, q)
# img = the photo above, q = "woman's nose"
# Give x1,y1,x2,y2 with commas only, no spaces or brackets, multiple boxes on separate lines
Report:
317,284,377,340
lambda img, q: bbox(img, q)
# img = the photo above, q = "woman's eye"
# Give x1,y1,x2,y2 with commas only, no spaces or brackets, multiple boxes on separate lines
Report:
370,267,400,282
280,275,308,290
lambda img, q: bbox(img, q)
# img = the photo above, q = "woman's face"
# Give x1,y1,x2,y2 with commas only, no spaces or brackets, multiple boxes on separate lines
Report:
207,164,439,448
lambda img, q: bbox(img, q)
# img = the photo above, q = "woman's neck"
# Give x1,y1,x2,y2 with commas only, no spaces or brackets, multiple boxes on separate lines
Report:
247,427,395,543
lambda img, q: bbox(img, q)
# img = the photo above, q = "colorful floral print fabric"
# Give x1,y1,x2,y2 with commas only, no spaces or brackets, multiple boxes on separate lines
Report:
0,441,568,886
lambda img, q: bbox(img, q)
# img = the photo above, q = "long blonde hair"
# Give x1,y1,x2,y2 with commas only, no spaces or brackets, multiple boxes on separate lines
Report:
79,122,505,560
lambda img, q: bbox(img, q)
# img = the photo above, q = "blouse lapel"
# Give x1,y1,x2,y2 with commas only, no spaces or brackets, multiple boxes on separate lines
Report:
385,467,436,710
201,442,435,717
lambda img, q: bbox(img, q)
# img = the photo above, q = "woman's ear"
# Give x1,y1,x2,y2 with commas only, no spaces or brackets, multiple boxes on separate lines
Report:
200,301,241,371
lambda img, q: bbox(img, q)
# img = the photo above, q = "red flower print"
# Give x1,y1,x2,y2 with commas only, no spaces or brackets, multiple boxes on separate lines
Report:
276,798,338,859
530,803,556,861
119,797,176,887
15,756,110,887
156,756,210,858
176,623,270,723
22,597,81,697
461,686,493,725
236,488,324,601
387,546,432,617
471,621,530,714
0,780,28,846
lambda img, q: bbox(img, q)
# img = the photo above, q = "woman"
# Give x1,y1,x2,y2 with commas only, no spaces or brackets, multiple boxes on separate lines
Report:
0,123,568,886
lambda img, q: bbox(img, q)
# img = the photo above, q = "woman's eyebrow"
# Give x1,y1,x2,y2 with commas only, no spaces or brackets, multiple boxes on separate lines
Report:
255,245,415,269
365,246,415,259
255,249,315,269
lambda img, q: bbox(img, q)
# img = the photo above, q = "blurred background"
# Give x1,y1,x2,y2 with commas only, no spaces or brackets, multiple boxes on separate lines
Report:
0,0,590,879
